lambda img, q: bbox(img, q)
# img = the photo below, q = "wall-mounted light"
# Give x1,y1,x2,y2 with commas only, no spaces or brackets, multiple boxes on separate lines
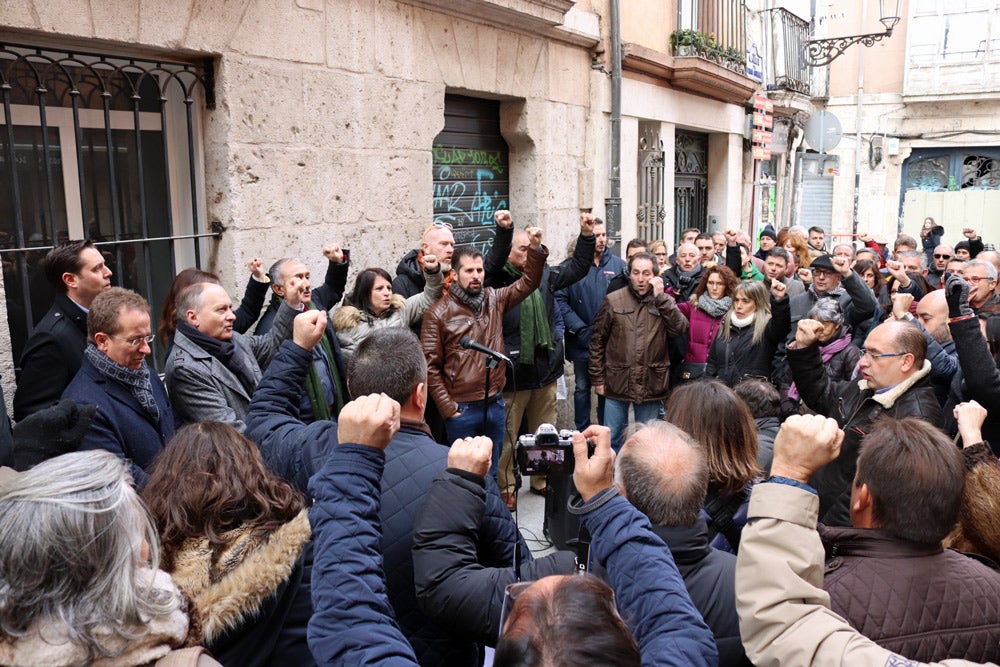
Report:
805,0,901,67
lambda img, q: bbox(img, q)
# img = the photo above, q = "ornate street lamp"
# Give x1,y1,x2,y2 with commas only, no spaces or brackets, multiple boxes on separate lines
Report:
804,0,902,67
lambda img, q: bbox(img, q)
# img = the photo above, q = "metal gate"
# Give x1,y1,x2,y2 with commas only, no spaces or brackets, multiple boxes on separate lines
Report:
674,130,708,245
0,41,214,368
637,123,665,242
432,95,509,254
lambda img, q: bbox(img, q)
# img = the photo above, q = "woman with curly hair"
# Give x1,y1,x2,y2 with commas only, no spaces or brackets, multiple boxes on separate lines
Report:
331,253,442,362
675,264,739,382
665,380,762,554
142,422,314,667
778,231,813,276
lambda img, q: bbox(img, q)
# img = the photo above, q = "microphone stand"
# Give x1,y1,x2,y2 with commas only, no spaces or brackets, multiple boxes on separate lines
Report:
482,354,500,444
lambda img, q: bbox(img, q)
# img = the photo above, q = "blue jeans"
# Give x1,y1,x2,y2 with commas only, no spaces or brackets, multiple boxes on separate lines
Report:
572,358,605,431
445,394,506,479
604,397,663,452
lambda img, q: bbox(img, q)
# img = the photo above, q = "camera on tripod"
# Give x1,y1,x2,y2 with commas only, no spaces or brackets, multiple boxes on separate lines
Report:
516,423,594,475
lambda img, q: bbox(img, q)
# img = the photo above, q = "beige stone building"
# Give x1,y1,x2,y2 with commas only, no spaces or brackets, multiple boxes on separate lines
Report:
1,0,806,401
816,0,1000,244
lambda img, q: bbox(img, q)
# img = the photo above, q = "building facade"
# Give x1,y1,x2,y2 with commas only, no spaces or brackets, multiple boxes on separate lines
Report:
818,0,1000,243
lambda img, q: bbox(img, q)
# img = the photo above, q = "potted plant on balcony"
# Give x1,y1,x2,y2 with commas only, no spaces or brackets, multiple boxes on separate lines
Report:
671,29,713,58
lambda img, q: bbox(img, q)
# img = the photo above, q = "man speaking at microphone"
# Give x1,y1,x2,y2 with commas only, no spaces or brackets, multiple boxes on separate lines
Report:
421,210,546,479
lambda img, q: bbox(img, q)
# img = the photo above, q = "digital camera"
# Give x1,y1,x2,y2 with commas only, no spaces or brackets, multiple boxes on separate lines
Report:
515,423,577,476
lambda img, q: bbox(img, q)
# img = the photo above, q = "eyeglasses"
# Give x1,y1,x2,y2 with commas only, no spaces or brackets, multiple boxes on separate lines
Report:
110,333,155,348
933,253,952,260
860,348,906,360
966,276,996,284
422,221,454,236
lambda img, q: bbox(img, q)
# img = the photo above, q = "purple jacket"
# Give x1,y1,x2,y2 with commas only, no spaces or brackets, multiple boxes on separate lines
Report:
678,301,724,364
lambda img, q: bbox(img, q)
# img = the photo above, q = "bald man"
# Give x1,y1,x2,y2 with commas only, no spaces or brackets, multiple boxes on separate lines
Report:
891,290,956,406
617,420,750,666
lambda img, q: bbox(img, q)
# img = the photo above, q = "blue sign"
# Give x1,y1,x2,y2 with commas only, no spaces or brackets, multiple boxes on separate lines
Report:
747,44,764,82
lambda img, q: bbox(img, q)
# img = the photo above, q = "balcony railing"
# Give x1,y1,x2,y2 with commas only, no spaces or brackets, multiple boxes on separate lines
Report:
764,7,810,95
672,0,748,74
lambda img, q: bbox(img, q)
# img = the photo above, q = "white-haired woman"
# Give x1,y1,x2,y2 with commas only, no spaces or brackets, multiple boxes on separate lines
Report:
779,297,861,416
0,450,217,666
706,279,790,387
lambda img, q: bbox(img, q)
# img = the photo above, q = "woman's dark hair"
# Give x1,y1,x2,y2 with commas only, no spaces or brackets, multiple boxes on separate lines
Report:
142,422,305,571
691,264,738,303
495,575,640,667
159,268,221,343
665,380,761,494
348,267,394,315
853,259,889,310
905,271,934,297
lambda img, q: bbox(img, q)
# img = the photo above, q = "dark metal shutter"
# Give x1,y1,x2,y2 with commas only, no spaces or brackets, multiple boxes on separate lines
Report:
432,95,509,252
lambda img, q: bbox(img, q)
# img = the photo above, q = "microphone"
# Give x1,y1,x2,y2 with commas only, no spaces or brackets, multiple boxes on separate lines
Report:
460,336,511,364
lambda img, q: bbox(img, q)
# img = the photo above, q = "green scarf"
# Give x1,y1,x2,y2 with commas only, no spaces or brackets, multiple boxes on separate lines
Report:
502,262,552,366
304,301,345,420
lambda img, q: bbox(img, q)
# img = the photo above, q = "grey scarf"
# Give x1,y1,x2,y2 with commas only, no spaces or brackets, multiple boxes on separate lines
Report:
84,344,160,424
450,281,485,314
697,293,732,319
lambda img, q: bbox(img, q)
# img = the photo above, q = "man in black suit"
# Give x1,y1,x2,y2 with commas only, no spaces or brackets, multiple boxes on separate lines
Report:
14,240,112,421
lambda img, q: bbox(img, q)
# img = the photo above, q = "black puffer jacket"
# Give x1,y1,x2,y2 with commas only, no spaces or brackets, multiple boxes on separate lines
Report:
945,316,1000,453
788,345,943,526
484,225,594,390
706,296,790,387
392,249,425,299
821,525,1000,664
651,521,752,667
412,469,579,646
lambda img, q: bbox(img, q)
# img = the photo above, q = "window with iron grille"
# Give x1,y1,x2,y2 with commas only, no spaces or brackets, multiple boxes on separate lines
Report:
0,41,215,369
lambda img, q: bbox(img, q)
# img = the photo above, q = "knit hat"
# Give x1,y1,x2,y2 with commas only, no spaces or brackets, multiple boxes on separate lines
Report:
759,229,777,242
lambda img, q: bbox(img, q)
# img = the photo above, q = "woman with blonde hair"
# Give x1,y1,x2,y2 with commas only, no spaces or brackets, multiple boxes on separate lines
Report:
649,239,670,274
706,279,790,387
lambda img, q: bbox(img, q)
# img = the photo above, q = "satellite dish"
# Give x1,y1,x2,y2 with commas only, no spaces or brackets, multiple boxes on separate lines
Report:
803,110,843,153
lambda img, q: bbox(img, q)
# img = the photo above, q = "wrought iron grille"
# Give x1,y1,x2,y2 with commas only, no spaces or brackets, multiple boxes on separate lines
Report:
673,130,708,243
765,7,810,94
905,155,951,191
0,41,215,367
962,154,1000,189
676,0,748,63
637,124,666,242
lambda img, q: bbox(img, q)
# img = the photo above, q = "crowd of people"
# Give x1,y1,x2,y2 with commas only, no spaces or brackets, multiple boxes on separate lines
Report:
0,214,999,667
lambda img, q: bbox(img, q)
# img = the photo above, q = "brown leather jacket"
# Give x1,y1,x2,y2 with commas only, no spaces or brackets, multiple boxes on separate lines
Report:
588,286,688,403
421,247,546,418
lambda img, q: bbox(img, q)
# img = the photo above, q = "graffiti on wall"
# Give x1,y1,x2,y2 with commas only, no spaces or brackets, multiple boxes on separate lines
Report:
432,144,509,253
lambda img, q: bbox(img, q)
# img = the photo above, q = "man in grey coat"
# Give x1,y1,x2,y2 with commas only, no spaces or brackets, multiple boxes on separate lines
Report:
165,280,303,431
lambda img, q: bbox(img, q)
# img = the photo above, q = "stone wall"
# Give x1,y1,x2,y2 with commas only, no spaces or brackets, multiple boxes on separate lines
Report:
0,0,600,400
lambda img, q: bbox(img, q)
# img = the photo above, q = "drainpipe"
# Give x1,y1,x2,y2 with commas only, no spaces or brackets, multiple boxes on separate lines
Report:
784,123,804,228
852,0,867,238
605,0,623,256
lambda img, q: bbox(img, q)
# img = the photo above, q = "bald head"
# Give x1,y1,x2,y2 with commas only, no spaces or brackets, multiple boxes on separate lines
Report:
916,290,950,344
616,421,707,527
